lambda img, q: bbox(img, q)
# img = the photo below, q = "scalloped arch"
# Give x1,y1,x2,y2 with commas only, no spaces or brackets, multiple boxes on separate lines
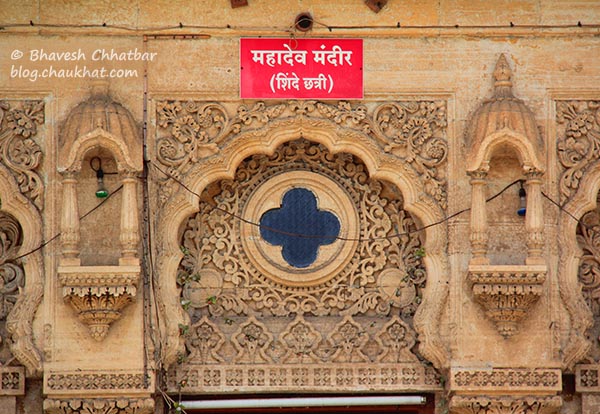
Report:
557,160,600,369
59,128,139,173
0,165,43,376
467,128,545,174
156,117,450,370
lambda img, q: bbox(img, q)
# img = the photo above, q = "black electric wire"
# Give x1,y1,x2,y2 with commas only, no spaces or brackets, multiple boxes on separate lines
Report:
11,184,123,262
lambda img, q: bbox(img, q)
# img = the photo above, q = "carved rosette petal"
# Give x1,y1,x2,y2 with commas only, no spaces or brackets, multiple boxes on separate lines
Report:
468,265,547,338
57,266,140,341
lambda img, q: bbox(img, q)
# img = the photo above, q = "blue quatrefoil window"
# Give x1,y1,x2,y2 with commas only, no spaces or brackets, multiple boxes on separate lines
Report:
260,188,341,268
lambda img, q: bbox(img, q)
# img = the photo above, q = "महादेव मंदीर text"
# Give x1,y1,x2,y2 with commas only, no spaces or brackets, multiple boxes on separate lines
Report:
240,38,363,99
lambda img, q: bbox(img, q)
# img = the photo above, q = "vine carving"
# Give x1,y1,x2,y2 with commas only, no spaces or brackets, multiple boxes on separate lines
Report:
557,100,600,204
156,100,447,208
0,100,44,210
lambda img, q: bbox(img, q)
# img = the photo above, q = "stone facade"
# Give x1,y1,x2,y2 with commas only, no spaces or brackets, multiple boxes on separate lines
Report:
1,1,600,413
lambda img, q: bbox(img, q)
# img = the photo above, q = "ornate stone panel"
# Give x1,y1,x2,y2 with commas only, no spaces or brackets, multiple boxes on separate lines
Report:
0,100,45,211
0,367,25,395
449,396,562,414
575,205,600,363
156,99,448,209
576,364,600,392
44,371,153,395
154,97,450,372
44,398,154,414
166,139,442,393
557,100,600,205
176,139,427,319
450,368,562,393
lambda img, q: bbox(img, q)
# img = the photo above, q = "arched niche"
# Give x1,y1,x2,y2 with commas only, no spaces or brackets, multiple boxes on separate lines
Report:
57,95,142,341
465,54,547,339
155,115,450,372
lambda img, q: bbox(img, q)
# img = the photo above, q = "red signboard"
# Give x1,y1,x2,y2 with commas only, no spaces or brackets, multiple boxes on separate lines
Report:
240,38,363,99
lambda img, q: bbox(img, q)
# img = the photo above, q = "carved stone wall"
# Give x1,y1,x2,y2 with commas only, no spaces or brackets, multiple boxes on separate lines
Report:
154,98,451,374
166,138,442,393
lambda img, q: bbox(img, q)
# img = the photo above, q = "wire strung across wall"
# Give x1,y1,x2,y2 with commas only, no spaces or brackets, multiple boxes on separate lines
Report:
149,160,561,243
7,160,600,262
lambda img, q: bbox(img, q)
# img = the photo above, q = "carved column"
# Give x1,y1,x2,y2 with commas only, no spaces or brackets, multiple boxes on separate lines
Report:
119,171,139,266
525,170,544,265
60,173,80,266
468,168,489,265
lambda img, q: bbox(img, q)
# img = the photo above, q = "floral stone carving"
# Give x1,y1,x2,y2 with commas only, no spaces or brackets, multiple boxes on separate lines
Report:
58,266,140,341
0,100,45,211
468,265,546,338
576,207,600,362
557,100,600,204
156,99,448,208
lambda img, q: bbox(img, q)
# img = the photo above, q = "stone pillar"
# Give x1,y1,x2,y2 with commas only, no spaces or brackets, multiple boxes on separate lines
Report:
119,171,139,266
468,169,489,265
60,173,80,266
525,170,544,265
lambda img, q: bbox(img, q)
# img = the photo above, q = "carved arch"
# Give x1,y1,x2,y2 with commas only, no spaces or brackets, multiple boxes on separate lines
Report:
466,128,545,174
0,164,43,376
156,116,450,370
59,128,139,173
558,160,600,369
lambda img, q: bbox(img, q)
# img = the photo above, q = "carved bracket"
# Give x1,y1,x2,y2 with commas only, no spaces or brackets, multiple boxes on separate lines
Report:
468,265,547,338
57,266,140,341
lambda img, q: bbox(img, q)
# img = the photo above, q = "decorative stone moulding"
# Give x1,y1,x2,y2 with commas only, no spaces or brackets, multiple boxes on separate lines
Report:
468,265,546,338
58,266,140,341
449,395,562,414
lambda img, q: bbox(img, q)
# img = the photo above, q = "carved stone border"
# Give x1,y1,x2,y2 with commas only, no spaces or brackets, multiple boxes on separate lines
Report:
44,371,153,396
450,368,561,393
554,98,600,369
167,363,441,393
0,366,25,396
153,98,451,371
44,398,154,414
0,163,44,376
449,395,562,414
